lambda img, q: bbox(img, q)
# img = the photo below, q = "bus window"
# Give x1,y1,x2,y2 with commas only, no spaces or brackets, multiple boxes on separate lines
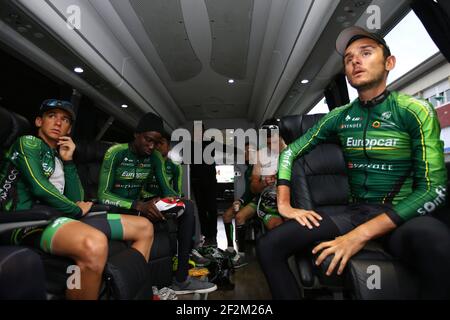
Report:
307,97,329,115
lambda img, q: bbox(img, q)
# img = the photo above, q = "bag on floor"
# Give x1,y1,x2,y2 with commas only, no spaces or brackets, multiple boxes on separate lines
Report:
196,247,234,290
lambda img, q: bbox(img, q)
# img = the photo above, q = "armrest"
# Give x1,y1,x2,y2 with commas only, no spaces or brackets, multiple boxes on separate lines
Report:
89,204,112,212
0,207,61,235
295,253,316,288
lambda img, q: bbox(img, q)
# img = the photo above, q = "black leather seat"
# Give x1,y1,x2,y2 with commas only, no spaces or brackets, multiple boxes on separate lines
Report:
280,113,420,299
0,107,48,299
0,246,46,299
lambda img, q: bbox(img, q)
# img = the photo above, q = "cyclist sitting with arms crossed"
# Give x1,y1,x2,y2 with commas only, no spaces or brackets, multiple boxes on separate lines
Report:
257,27,450,299
98,112,216,295
0,100,153,300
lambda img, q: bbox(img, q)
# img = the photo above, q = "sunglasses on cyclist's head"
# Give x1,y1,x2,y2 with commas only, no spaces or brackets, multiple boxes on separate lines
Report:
39,99,76,121
261,125,279,130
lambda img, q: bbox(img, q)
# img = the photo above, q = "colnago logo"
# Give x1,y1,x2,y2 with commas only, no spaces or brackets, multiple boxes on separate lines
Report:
417,186,446,215
346,137,399,149
0,169,19,201
347,162,393,171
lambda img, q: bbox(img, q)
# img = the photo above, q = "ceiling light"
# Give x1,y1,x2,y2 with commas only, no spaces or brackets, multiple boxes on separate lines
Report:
228,79,235,84
301,79,309,84
121,104,128,109
74,67,84,74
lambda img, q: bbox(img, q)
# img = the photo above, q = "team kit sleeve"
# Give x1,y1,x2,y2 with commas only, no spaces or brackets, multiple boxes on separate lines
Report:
171,161,183,197
391,98,447,223
63,161,85,203
97,145,135,209
277,108,344,186
13,136,82,218
150,151,178,197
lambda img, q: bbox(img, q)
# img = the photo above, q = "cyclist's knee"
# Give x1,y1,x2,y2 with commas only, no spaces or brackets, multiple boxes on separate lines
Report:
265,217,283,230
223,208,234,223
235,214,247,226
139,217,154,240
78,232,108,272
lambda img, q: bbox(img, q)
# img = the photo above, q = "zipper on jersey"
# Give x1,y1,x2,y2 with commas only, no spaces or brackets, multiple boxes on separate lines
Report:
133,158,139,198
362,107,371,199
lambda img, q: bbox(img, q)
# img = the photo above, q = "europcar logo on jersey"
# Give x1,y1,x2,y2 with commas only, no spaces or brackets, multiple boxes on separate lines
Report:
346,137,399,149
372,121,381,129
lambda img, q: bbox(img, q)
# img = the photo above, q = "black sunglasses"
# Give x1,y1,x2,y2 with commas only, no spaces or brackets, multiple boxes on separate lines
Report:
41,99,73,109
261,125,279,130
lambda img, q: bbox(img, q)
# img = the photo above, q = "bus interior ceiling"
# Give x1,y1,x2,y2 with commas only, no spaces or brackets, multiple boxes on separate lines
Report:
0,0,411,133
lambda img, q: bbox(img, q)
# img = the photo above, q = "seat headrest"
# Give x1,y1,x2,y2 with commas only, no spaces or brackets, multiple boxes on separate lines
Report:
0,107,13,145
279,114,326,144
0,106,31,149
300,114,326,133
279,115,303,145
74,141,116,164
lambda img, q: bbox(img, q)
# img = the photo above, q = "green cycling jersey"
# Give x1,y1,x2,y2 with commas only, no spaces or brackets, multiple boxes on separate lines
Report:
0,135,84,217
142,158,183,199
278,91,447,223
97,143,177,209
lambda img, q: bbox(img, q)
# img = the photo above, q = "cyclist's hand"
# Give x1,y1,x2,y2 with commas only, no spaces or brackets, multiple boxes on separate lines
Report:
135,200,164,221
264,175,276,186
76,201,93,216
58,136,76,161
312,230,367,276
279,205,322,229
232,200,241,212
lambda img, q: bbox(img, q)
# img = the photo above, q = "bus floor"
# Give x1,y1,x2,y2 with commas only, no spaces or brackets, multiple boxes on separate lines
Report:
178,215,272,300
